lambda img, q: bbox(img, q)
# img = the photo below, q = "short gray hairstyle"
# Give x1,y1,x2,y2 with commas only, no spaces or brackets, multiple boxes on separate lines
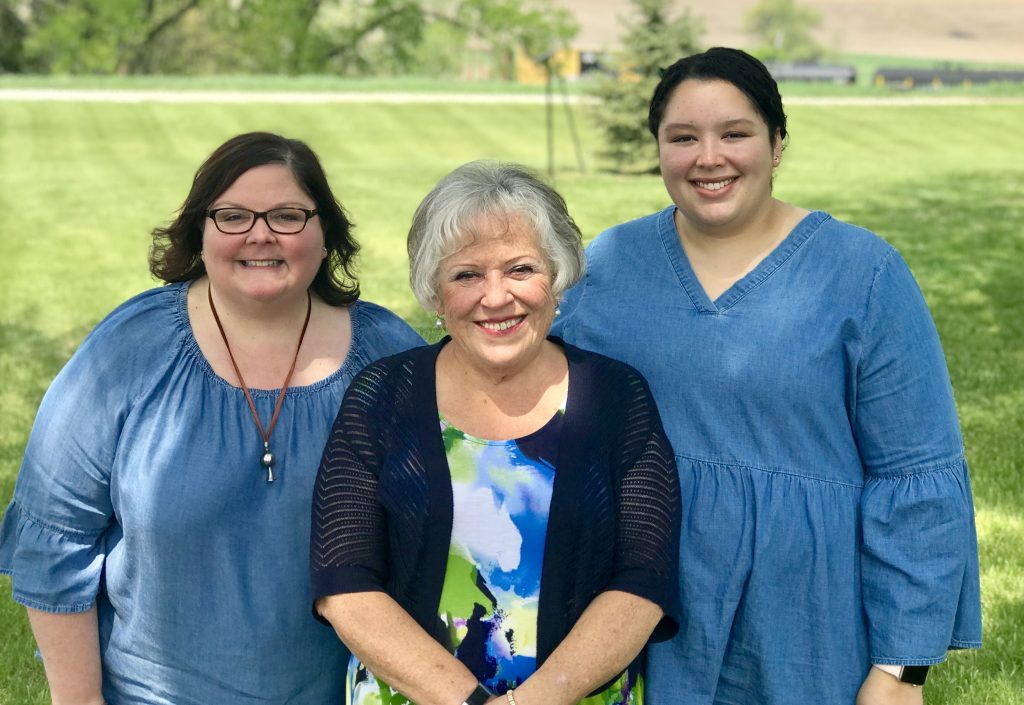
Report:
407,160,585,310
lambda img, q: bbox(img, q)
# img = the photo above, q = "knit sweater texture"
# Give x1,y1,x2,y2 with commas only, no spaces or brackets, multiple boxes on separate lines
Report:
310,337,681,668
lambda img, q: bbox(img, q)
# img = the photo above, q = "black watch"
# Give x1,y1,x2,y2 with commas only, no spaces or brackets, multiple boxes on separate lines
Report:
898,666,930,686
464,683,494,705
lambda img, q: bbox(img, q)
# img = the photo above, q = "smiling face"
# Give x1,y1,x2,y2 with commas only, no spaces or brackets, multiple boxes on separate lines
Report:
657,79,781,238
437,213,557,378
201,163,326,307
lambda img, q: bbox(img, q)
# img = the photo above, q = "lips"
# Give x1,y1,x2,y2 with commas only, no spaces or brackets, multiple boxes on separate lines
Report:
478,316,525,332
693,177,736,192
240,260,282,267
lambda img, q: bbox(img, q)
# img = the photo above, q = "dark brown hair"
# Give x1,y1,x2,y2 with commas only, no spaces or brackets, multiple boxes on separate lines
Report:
150,132,359,306
648,47,788,147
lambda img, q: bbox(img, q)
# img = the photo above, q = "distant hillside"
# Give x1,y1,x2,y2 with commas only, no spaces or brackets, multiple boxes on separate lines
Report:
552,0,1024,64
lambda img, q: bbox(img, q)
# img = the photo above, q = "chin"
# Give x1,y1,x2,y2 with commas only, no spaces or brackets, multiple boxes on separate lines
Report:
238,283,296,303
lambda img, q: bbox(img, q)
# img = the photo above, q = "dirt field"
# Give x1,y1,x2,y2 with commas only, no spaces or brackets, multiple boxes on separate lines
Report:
552,0,1024,64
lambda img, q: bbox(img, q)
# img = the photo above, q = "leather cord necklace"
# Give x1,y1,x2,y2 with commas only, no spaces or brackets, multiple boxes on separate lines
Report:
208,285,312,483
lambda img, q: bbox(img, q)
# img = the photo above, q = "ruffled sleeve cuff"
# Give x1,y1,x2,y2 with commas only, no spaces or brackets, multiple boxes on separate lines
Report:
860,457,982,662
0,500,106,613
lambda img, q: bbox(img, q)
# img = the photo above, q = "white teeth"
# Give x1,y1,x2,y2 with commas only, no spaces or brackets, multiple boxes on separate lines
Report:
480,317,524,331
696,178,735,191
242,260,280,267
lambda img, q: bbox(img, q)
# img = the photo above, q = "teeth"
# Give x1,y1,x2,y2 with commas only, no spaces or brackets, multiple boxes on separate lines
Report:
696,178,734,191
480,317,524,331
243,260,280,267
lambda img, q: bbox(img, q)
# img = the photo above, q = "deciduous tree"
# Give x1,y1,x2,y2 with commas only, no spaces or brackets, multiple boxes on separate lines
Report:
744,0,825,63
8,0,577,77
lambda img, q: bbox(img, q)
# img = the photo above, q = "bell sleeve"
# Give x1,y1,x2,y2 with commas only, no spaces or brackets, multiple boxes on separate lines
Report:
0,328,125,613
855,248,982,664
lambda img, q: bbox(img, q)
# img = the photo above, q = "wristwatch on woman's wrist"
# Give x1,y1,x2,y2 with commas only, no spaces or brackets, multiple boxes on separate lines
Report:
874,664,930,686
463,683,495,705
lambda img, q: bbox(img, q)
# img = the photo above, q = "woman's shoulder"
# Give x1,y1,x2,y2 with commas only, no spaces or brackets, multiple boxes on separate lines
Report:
350,299,425,360
76,283,187,361
804,211,897,265
36,284,188,422
559,338,653,396
588,207,672,254
348,332,437,387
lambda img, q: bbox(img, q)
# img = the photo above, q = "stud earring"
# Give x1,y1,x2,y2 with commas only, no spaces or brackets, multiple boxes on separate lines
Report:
322,246,328,256
435,314,446,329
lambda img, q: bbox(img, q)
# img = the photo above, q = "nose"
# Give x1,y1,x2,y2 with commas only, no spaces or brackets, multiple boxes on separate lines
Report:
695,140,723,168
480,272,513,308
245,214,278,243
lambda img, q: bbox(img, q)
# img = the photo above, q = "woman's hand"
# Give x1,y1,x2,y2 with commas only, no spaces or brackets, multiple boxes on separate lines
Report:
511,590,664,705
856,667,925,705
317,591,479,705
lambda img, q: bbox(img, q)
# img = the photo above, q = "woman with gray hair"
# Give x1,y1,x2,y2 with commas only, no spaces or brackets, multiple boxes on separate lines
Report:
309,160,681,705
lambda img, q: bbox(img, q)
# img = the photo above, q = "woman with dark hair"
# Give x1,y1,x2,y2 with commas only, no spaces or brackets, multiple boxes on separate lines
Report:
310,161,680,705
0,131,422,704
553,48,981,704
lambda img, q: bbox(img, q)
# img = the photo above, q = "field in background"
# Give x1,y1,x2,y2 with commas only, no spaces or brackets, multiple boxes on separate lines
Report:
4,54,1024,96
1,89,1022,703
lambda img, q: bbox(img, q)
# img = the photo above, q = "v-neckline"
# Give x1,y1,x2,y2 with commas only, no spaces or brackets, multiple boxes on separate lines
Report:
657,207,828,314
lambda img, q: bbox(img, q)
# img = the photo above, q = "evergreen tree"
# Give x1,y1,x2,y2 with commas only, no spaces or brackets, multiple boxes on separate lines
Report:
590,0,704,174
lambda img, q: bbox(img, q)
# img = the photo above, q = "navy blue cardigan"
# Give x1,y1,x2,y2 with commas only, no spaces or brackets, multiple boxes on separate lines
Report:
310,337,681,668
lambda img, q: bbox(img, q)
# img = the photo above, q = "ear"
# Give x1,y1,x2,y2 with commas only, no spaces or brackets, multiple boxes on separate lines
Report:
771,129,783,165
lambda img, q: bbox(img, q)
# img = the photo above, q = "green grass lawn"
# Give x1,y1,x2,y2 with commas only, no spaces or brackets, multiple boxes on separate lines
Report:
1,88,1022,703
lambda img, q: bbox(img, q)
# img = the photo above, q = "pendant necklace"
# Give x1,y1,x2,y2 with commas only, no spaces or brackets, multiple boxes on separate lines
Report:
208,285,312,483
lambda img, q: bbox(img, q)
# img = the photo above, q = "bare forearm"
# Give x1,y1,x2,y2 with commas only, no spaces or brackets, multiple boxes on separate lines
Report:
317,591,478,705
857,667,925,705
514,590,664,705
26,606,105,705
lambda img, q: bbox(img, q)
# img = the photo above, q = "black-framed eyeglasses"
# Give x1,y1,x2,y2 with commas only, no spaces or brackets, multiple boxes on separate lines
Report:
206,207,319,235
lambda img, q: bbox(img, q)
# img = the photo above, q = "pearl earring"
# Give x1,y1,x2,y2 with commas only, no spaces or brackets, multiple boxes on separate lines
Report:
435,314,445,329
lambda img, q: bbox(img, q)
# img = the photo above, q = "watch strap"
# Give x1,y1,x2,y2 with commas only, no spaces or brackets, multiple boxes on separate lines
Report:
464,683,494,705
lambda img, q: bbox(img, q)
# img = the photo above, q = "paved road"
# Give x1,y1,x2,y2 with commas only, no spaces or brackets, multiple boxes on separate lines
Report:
1,88,1023,106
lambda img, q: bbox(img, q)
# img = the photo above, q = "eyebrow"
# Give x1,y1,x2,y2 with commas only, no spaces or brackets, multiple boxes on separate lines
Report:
663,118,758,130
211,200,313,209
443,254,543,270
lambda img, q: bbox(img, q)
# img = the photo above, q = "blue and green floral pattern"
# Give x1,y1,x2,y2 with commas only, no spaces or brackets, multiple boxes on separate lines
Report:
346,411,640,705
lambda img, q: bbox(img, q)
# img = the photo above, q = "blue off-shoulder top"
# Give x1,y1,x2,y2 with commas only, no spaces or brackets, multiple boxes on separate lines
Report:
0,282,423,705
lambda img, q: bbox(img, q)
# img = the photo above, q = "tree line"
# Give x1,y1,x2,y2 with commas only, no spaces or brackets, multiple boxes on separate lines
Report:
1,0,824,78
0,0,578,76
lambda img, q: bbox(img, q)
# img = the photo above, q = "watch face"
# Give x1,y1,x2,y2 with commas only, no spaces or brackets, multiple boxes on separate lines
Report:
901,665,930,685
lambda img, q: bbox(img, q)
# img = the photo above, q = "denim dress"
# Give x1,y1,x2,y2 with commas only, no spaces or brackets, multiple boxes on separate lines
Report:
0,283,423,705
552,207,982,705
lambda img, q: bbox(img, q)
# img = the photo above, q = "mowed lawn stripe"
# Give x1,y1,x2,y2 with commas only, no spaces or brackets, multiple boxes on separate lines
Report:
1,98,1021,704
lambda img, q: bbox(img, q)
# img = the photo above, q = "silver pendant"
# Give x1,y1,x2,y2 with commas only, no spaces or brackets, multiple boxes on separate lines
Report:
261,442,275,483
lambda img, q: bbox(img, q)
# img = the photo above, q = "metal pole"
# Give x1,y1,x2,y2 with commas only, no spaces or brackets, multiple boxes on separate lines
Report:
557,73,585,174
545,59,554,179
